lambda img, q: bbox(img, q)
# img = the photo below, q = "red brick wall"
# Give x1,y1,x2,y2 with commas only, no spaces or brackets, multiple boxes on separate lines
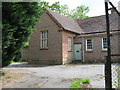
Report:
62,31,75,64
28,12,63,65
21,47,29,61
74,33,119,63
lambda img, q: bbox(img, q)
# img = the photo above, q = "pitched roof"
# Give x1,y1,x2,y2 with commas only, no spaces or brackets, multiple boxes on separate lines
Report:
44,8,119,34
77,13,120,34
44,8,83,34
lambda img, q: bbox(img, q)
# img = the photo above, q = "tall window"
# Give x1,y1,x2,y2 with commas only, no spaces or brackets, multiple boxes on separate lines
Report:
40,31,48,48
86,39,92,50
68,38,72,51
102,37,107,50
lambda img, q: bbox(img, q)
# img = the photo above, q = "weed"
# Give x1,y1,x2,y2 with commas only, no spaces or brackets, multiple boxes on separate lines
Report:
63,62,68,65
0,70,5,76
71,59,75,63
70,78,91,89
70,80,82,88
6,75,14,80
62,78,81,82
32,84,43,88
81,79,90,84
90,65,97,67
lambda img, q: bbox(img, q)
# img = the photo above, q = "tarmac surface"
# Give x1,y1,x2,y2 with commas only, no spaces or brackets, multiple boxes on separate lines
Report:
3,63,105,88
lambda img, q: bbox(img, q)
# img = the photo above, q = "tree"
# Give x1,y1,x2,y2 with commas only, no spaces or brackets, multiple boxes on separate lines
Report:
2,2,41,67
57,4,89,19
70,5,89,19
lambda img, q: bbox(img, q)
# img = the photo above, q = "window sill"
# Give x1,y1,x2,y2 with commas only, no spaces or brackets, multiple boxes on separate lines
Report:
85,50,93,53
68,50,72,52
101,50,107,52
40,48,48,50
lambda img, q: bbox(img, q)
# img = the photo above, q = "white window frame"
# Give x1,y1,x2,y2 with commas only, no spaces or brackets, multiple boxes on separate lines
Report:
68,37,72,51
40,31,48,49
102,37,107,50
86,39,93,51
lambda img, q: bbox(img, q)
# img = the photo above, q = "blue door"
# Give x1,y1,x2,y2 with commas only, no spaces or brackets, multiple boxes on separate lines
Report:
74,44,82,60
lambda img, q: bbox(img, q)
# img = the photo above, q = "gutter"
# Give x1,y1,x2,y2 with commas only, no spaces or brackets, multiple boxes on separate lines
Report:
75,30,120,37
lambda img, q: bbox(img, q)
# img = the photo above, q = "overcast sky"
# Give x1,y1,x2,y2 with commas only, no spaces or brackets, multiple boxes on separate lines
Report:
43,0,120,17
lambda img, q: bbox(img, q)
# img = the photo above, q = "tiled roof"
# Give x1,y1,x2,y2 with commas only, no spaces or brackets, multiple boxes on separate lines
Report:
45,8,119,34
77,13,120,34
45,8,83,34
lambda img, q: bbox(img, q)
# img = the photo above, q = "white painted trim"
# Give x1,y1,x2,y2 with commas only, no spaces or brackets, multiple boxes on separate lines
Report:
102,37,107,51
86,39,93,51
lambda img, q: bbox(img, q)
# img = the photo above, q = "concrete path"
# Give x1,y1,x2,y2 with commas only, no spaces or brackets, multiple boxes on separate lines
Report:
3,64,105,88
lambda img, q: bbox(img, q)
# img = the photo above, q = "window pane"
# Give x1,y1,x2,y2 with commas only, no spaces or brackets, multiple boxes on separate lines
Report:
68,38,72,51
41,40,43,48
45,31,47,39
41,32,43,40
43,40,45,48
45,40,47,48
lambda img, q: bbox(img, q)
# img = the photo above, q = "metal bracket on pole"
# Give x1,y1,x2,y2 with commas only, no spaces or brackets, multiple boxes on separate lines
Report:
109,2,120,16
105,0,110,2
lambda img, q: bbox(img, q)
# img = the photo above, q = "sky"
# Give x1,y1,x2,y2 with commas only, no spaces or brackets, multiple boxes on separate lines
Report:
43,0,120,17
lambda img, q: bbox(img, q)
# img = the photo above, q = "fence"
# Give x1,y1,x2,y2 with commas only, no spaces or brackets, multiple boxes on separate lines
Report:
111,54,120,88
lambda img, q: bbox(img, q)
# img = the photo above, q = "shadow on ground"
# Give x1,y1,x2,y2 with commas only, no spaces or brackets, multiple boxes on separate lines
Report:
5,62,60,68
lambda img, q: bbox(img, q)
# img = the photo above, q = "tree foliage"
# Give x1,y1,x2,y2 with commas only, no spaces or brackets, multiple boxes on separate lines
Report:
38,1,89,19
2,2,42,66
48,2,89,19
57,4,89,19
69,5,89,19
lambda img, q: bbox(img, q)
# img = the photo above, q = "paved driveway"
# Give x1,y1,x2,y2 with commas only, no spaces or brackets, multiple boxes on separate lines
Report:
3,64,105,88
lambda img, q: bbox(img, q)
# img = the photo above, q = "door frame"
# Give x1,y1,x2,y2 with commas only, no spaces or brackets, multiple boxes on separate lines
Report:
74,43,82,61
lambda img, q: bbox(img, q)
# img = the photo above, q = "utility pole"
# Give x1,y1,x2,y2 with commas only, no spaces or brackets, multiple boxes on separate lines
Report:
104,0,112,89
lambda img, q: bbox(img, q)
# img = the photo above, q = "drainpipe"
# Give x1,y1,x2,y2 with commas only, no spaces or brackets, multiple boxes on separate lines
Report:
82,37,85,63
